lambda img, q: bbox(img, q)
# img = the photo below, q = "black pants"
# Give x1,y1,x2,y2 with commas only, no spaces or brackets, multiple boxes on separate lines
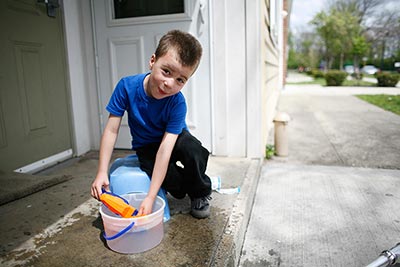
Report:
135,130,211,199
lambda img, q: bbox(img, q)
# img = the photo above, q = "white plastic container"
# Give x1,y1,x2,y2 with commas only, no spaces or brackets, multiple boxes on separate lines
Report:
99,193,165,254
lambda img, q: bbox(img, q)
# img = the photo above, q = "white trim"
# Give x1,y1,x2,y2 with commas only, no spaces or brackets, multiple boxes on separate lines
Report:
269,0,279,48
210,0,228,156
62,0,97,155
278,0,285,89
208,0,215,154
14,149,73,174
91,0,105,134
246,0,262,158
184,78,197,131
106,0,193,27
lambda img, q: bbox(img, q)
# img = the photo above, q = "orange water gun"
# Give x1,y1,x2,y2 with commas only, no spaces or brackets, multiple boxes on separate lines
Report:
100,189,139,218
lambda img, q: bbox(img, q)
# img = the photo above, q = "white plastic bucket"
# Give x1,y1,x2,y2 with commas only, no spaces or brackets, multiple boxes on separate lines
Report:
99,193,165,254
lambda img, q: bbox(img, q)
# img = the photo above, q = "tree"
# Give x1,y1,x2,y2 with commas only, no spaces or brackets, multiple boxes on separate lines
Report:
290,0,398,71
327,0,399,70
366,8,400,70
351,36,369,78
328,0,386,26
310,11,337,70
311,9,362,70
287,30,320,69
336,10,361,70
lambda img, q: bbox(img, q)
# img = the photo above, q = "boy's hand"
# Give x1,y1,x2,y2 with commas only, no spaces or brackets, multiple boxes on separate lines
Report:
91,171,110,200
138,195,156,216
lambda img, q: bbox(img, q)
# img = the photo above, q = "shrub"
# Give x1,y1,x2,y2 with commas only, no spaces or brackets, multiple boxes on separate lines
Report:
324,70,347,86
311,69,325,79
376,72,400,87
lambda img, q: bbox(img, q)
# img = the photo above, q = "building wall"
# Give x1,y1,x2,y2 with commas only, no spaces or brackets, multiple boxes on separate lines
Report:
260,0,281,156
212,0,284,158
211,0,247,157
61,0,286,159
282,0,292,86
244,0,263,158
62,0,99,156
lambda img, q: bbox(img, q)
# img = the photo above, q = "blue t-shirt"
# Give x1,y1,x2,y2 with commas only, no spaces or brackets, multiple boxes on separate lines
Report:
106,73,187,150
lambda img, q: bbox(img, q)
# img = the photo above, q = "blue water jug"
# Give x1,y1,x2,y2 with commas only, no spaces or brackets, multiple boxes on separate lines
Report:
109,154,170,222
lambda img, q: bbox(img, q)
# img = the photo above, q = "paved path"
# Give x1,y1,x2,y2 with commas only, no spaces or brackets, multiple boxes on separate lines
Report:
283,84,400,95
286,70,400,88
0,151,260,267
239,78,400,267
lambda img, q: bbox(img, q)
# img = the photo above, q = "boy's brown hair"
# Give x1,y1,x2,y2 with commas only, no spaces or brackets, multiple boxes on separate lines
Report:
155,30,203,70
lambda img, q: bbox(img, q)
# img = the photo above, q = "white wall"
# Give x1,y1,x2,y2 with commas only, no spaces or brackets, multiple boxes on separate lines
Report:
211,0,247,157
62,0,100,155
211,0,268,158
245,0,263,158
210,0,228,155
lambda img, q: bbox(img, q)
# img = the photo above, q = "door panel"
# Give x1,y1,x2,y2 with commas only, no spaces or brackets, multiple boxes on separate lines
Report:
14,41,49,137
0,1,72,171
93,0,211,150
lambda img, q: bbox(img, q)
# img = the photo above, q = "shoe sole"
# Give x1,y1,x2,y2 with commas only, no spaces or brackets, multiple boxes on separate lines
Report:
190,207,210,219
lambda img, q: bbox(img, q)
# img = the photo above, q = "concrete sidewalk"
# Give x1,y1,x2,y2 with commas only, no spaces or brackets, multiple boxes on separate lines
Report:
239,81,400,267
0,150,261,267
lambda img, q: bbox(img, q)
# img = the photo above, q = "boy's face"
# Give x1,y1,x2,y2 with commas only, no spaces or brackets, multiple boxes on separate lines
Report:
146,49,195,100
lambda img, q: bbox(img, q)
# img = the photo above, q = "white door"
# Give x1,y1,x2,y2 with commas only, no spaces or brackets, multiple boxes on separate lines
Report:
92,0,212,151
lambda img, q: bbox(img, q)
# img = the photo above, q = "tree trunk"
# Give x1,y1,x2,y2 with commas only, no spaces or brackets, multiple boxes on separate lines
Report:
380,40,385,70
340,53,344,70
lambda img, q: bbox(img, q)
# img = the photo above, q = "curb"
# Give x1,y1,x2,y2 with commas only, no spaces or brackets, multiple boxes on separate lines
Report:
209,157,263,267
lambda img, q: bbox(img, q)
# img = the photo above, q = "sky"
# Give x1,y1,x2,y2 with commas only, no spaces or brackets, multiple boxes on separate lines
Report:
289,0,400,35
290,0,327,35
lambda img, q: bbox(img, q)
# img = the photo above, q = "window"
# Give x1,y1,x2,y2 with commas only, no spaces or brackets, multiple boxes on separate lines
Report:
113,0,184,19
269,0,280,46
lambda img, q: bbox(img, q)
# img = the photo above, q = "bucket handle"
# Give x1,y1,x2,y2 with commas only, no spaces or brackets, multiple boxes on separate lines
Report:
101,188,136,240
103,221,135,240
101,188,129,204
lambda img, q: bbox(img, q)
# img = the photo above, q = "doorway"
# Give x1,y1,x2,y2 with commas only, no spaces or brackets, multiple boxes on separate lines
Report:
0,1,72,172
92,0,212,151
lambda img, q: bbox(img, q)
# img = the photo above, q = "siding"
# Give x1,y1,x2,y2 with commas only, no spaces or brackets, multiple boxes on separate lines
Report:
261,0,280,156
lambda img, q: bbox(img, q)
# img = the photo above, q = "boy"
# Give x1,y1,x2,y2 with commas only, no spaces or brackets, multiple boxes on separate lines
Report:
91,30,212,219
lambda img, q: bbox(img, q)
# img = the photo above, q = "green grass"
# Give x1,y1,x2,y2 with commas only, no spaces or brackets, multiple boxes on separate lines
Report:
342,79,376,86
363,74,376,79
356,95,400,115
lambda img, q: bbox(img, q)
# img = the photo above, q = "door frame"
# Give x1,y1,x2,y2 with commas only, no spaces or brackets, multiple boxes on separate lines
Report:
90,0,214,151
62,0,101,156
60,0,216,158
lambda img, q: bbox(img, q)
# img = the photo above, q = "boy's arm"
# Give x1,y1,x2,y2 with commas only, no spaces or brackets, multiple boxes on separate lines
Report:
91,114,122,200
139,132,178,215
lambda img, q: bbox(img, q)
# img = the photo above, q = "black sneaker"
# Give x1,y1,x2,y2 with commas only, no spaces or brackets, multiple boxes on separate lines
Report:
190,195,212,219
168,191,186,199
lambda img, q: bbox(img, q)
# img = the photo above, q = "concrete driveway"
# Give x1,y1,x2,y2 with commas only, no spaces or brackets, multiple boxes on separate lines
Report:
239,80,400,267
